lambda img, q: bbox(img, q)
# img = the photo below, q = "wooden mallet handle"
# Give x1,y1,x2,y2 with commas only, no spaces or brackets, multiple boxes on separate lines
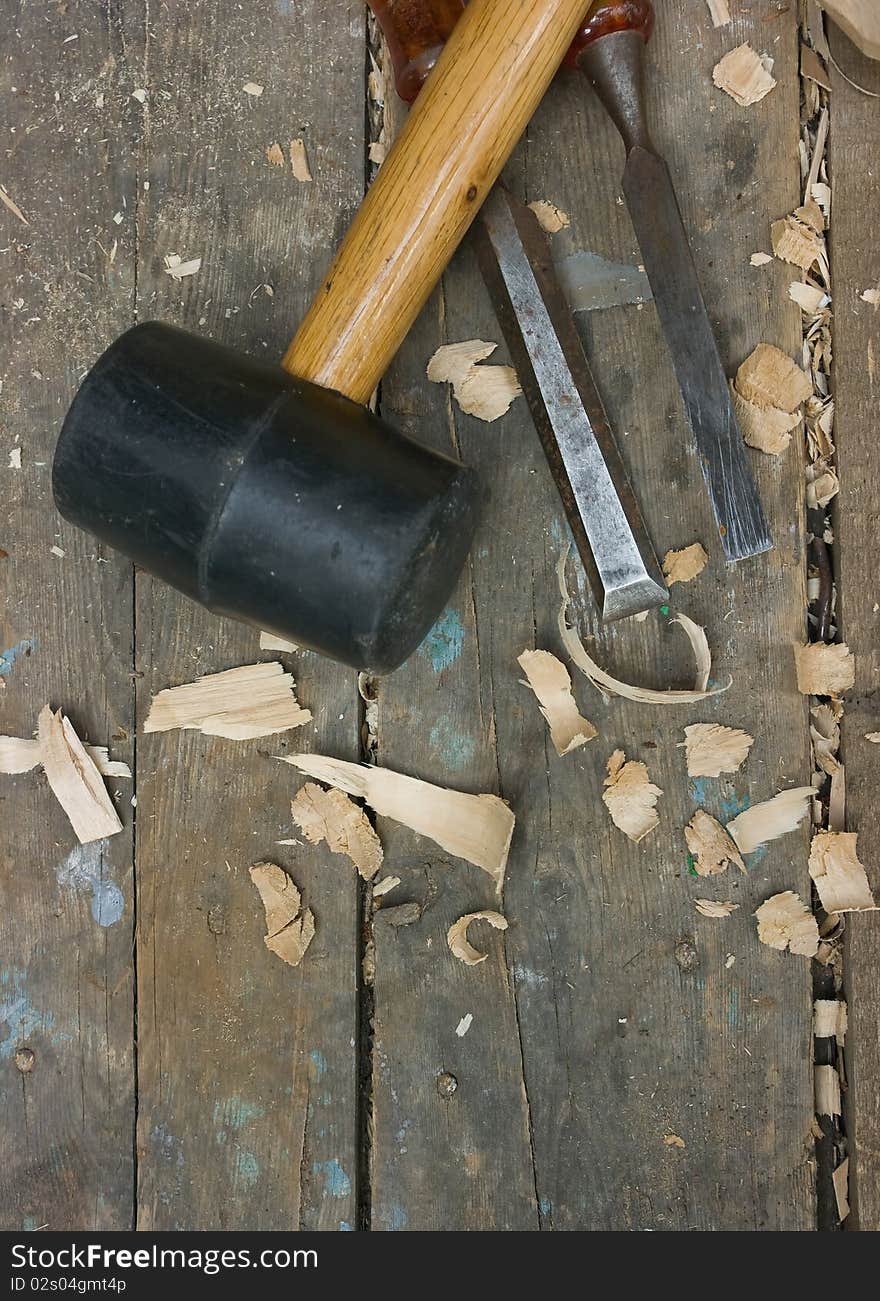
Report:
283,0,590,406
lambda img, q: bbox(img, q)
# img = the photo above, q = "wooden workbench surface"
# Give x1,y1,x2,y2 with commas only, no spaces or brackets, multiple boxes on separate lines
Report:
0,0,873,1231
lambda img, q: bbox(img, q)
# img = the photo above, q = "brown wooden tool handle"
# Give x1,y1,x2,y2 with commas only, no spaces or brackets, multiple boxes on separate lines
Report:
565,0,653,66
283,0,589,405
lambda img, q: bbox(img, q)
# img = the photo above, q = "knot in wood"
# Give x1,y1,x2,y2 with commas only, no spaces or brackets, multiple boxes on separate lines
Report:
436,1071,458,1099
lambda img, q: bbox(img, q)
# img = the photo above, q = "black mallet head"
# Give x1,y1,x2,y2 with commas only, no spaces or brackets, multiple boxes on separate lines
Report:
53,323,481,674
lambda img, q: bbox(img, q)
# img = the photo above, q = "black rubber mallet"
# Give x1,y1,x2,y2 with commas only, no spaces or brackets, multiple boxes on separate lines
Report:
53,0,590,674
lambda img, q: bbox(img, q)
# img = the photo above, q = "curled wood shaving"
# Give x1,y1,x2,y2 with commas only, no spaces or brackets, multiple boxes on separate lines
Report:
817,1,880,61
38,706,123,845
789,281,829,313
557,553,724,704
663,1132,686,1148
712,44,777,106
735,343,813,411
806,458,840,507
731,384,801,455
278,754,514,897
0,734,130,778
814,998,847,1041
427,340,521,422
682,723,754,777
249,862,314,967
291,782,383,880
144,662,312,739
809,831,877,913
794,642,855,697
815,1064,841,1117
755,890,819,956
771,215,825,271
446,910,508,966
685,809,745,875
528,200,570,234
694,898,739,918
290,138,313,182
517,649,596,756
795,199,826,234
602,750,662,843
811,701,841,776
727,787,814,854
662,542,708,586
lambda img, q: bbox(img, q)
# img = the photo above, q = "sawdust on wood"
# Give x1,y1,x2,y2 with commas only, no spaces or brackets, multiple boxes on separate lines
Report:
249,862,314,967
809,831,877,913
735,343,813,411
290,138,313,181
517,649,596,756
712,44,777,106
682,723,754,777
144,662,312,739
278,754,514,897
259,631,298,653
291,782,383,880
685,809,745,875
528,200,570,234
427,340,521,422
727,786,814,854
446,910,509,966
602,750,663,843
37,706,123,844
694,898,739,918
755,890,819,956
662,542,708,586
794,642,855,697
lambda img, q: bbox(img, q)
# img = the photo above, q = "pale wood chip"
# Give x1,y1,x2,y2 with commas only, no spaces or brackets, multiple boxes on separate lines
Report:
755,890,819,956
446,910,508,966
861,286,880,306
0,734,129,778
427,340,497,385
789,280,828,313
731,384,801,454
814,998,847,1041
806,459,840,508
750,251,773,266
706,0,731,25
694,898,739,918
291,782,383,880
368,140,387,166
817,1,880,61
832,1158,850,1222
259,631,298,653
8,447,22,469
0,184,29,225
163,254,202,280
865,732,880,743
455,1013,473,1037
771,215,824,270
242,81,264,96
815,1063,841,1116
685,809,745,875
727,787,814,854
735,342,813,411
712,44,777,106
811,702,841,775
602,750,662,843
662,542,708,586
266,142,285,167
795,199,825,233
517,649,596,756
37,706,123,844
144,662,312,739
663,1132,686,1148
801,44,832,90
794,642,855,697
278,754,514,896
372,875,400,898
290,138,313,181
682,723,754,777
249,862,314,968
427,340,521,422
809,831,876,913
528,199,570,234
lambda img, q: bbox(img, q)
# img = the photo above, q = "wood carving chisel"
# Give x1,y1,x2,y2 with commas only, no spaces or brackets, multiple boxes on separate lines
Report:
369,0,668,621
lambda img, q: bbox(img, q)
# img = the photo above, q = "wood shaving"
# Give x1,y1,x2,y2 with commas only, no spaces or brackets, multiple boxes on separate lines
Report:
446,910,508,966
685,809,745,875
789,281,828,313
817,1,880,61
832,1158,850,1222
38,706,123,845
131,88,147,104
806,458,840,508
814,998,847,1041
755,890,819,956
663,1132,686,1148
144,662,312,739
249,862,314,968
750,252,773,266
682,723,754,777
9,447,22,469
368,140,387,166
266,142,285,167
662,542,708,586
557,553,724,703
259,631,298,653
811,701,842,775
291,782,383,880
712,44,777,106
731,384,801,455
801,44,832,90
528,200,570,234
0,734,130,778
809,831,876,912
163,254,202,280
771,214,824,271
427,340,521,422
372,875,400,898
694,898,739,918
455,1013,473,1037
290,138,313,182
815,1064,841,1117
865,732,880,743
829,763,846,833
602,750,662,843
278,754,514,897
795,199,826,233
727,787,814,854
794,642,855,697
735,343,812,411
517,649,596,756
706,0,731,25
0,184,29,225
242,81,263,96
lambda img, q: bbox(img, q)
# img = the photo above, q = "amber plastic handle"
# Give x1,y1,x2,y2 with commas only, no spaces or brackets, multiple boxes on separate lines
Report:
565,0,654,67
284,0,589,404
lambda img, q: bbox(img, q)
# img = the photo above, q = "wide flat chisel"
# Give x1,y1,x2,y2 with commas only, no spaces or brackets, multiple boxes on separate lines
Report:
369,0,668,620
568,0,772,560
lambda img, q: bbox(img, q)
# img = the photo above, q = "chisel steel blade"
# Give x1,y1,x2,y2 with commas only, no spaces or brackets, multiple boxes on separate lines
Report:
474,185,667,622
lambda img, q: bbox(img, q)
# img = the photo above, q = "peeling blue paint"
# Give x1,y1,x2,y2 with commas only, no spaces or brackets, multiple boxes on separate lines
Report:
312,1159,351,1199
151,1123,184,1167
719,792,750,822
727,987,739,1030
339,1221,353,1231
429,718,475,770
539,1196,552,1217
0,637,35,678
419,608,464,672
235,1150,260,1188
214,1097,265,1130
0,970,57,1062
56,843,125,928
688,778,713,806
308,1048,327,1078
385,1202,408,1231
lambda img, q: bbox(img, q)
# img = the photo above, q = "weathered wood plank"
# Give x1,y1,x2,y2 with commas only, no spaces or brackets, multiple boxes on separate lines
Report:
0,3,140,1229
827,25,880,1234
372,0,814,1229
132,0,365,1231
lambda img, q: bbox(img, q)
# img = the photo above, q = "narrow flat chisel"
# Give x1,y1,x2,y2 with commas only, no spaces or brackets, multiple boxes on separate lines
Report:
569,0,771,560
